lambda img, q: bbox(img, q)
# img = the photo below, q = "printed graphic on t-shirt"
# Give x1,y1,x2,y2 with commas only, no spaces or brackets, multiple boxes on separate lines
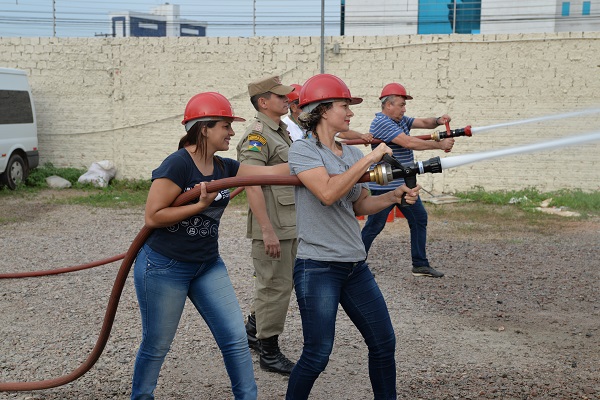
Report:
166,188,229,237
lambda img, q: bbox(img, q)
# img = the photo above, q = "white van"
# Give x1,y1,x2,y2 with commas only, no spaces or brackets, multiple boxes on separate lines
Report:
0,67,39,189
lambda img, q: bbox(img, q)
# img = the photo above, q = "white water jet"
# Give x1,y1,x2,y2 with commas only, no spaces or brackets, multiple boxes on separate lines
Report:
470,108,600,134
440,131,600,170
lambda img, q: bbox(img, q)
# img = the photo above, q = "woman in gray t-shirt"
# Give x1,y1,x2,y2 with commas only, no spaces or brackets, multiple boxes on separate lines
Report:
286,74,420,400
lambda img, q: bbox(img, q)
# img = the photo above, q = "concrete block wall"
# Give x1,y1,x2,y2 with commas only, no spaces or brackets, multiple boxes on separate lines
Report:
1,33,599,192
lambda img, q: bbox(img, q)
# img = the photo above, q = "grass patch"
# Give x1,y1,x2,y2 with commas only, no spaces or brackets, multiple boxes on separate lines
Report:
229,188,248,206
453,186,600,217
57,182,245,209
25,162,87,188
0,163,250,209
0,163,151,208
62,185,150,208
61,178,153,208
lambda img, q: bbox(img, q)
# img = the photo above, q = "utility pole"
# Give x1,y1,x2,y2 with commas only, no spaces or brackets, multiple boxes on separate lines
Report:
53,0,56,37
452,0,457,33
340,0,345,36
320,0,325,73
253,0,256,36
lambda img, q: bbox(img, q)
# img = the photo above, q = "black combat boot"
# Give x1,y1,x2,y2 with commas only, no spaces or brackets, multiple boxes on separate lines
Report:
259,335,295,375
245,314,261,352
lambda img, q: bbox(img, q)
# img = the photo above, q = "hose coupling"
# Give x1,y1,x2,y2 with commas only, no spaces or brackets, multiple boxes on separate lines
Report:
369,163,394,185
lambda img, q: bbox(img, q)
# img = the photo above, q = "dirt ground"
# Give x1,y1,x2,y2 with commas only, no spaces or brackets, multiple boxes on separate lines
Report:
1,190,599,399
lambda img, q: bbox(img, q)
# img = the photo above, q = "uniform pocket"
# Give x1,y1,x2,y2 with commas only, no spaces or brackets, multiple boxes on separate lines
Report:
274,192,296,227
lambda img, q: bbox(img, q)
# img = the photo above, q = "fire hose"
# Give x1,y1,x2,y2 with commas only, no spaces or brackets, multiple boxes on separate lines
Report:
0,188,245,280
0,171,379,391
195,107,600,206
0,253,126,279
341,124,472,146
2,130,600,391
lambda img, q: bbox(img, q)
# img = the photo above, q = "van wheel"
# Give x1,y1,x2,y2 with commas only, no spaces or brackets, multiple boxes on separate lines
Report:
1,154,27,190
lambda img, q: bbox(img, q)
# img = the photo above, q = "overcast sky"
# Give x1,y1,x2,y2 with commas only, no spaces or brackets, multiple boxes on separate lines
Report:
0,0,342,37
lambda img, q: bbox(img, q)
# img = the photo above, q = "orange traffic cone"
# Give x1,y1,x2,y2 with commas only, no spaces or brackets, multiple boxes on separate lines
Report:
386,210,394,222
395,207,405,218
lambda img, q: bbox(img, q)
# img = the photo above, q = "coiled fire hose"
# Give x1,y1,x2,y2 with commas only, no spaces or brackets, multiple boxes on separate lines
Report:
0,170,385,391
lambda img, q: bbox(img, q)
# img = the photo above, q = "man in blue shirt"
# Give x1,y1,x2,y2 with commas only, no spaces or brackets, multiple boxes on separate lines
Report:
361,83,454,278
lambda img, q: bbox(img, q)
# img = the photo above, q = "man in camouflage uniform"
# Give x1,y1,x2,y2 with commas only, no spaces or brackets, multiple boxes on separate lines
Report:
236,75,297,375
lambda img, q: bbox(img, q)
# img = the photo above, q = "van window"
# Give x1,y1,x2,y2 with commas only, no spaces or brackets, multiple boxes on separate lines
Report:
0,90,34,124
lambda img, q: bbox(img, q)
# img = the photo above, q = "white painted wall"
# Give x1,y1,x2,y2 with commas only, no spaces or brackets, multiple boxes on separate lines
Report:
1,33,599,192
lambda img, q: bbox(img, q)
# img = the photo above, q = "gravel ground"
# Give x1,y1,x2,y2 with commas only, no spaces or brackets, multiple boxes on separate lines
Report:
1,191,599,399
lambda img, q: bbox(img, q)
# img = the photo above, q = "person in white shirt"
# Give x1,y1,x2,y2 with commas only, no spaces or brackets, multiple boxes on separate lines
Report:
282,83,305,141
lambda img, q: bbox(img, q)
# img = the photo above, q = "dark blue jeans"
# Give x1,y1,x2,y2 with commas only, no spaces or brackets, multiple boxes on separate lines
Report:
286,259,396,400
361,191,429,268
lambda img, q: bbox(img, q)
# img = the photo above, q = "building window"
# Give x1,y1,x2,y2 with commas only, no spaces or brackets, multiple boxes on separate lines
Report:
562,2,570,16
583,1,591,15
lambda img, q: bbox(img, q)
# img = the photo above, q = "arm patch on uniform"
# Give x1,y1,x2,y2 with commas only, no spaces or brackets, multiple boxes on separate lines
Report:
247,133,267,152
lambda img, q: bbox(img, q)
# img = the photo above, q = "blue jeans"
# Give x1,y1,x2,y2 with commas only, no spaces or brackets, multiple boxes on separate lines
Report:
131,244,257,400
361,191,430,268
286,259,396,400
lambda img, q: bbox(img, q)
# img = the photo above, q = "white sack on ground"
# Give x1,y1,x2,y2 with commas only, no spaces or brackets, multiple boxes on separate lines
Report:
78,160,117,188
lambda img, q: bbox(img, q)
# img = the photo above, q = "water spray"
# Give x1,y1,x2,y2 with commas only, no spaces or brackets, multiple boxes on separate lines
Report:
469,107,600,135
369,131,600,188
340,107,600,146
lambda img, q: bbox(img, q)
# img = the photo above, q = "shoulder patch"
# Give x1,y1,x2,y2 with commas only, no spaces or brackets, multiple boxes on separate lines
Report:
252,121,264,133
247,133,267,152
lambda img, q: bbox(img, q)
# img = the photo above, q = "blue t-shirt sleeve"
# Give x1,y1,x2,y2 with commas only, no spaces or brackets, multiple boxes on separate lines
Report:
151,150,190,190
219,156,240,178
151,152,240,191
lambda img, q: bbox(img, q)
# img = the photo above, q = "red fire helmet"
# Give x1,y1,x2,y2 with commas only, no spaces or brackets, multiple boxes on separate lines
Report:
298,74,362,110
182,92,245,126
379,83,413,100
286,84,303,103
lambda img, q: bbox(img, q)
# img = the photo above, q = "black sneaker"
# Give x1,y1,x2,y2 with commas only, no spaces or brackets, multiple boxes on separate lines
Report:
412,266,444,278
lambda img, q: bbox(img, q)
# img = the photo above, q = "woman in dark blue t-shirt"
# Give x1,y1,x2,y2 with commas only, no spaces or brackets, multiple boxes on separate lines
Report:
131,92,288,400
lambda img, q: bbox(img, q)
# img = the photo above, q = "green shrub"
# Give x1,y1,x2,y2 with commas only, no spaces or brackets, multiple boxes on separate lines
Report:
25,162,87,187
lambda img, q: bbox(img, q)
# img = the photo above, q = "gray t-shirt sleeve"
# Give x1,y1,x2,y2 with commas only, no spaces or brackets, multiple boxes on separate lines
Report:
289,139,323,176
